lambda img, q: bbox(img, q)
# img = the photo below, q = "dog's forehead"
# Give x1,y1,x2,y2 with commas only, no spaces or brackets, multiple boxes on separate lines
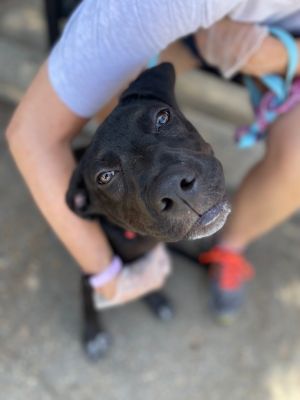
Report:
90,100,205,163
110,101,163,127
94,103,160,145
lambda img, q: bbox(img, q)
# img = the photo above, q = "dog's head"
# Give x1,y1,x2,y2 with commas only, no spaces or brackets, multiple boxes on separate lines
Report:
67,63,230,241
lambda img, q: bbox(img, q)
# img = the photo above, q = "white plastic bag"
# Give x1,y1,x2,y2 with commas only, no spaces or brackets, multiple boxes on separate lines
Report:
93,244,172,310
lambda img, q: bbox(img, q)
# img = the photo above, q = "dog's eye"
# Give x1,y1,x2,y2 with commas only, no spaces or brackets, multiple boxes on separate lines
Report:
96,171,116,185
156,109,170,129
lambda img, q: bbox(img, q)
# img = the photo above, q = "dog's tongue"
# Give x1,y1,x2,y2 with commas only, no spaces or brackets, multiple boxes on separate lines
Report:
200,201,231,226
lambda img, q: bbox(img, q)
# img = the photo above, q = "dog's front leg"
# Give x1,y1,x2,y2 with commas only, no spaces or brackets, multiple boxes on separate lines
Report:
81,274,112,361
142,291,175,321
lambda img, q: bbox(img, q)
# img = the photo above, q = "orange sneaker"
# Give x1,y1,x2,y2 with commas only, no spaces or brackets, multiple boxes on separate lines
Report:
198,246,254,322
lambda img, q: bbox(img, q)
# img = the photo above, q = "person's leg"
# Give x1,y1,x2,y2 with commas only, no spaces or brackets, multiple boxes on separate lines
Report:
200,103,300,320
220,102,300,250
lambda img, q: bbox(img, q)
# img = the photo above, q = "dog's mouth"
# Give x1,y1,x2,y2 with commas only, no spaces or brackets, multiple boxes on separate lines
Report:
183,198,231,240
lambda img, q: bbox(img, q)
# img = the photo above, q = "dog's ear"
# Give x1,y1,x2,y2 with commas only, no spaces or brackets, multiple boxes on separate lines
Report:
66,166,94,219
120,62,176,106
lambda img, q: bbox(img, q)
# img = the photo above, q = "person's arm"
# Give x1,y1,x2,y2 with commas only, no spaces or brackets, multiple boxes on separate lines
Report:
6,62,171,303
241,35,294,77
195,18,300,78
6,63,118,297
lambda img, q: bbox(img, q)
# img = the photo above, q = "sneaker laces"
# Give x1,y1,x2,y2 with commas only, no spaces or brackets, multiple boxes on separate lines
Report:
198,247,254,291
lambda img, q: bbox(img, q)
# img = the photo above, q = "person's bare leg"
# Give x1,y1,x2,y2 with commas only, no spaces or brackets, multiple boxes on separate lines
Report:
220,103,300,250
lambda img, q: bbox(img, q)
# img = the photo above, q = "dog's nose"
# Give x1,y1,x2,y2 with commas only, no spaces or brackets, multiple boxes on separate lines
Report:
152,170,197,213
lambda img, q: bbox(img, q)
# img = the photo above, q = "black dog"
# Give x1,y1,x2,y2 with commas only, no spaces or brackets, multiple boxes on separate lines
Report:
67,63,230,360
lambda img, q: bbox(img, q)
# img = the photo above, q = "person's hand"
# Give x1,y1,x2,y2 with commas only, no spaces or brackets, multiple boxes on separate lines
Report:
195,18,268,78
93,244,172,309
96,278,118,300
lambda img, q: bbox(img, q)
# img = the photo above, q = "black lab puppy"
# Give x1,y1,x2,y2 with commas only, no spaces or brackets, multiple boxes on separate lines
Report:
67,63,230,360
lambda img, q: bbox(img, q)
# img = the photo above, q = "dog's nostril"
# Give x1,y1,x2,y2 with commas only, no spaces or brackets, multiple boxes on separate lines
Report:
180,177,195,191
161,197,173,212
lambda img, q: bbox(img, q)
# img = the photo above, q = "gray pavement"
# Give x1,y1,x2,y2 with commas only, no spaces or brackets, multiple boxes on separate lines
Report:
1,2,300,400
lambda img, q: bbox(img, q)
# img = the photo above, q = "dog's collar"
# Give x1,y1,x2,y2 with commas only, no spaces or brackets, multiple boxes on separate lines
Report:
124,230,137,240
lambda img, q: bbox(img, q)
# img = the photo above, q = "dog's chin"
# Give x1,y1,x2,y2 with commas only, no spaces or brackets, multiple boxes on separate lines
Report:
107,200,231,242
183,200,231,240
126,199,231,242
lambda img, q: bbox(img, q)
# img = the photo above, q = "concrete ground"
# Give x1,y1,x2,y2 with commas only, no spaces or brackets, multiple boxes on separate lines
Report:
1,2,300,400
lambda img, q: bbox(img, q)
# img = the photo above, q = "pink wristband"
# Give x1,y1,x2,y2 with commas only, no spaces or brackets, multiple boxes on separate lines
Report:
89,256,122,289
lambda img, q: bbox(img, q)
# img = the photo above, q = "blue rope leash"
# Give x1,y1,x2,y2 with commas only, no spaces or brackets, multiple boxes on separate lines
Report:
238,27,299,148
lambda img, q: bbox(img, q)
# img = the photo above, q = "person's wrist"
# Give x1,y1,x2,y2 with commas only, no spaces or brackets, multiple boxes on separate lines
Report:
89,256,122,289
88,256,122,300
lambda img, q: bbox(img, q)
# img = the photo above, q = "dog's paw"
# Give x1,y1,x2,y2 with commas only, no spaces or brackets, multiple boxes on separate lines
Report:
156,303,175,321
83,331,112,361
143,292,175,322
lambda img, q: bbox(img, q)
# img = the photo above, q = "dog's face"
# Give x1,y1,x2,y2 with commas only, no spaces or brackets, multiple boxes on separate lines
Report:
67,63,230,241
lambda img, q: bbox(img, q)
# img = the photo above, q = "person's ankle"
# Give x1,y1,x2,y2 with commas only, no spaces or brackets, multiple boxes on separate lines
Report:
216,240,246,254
